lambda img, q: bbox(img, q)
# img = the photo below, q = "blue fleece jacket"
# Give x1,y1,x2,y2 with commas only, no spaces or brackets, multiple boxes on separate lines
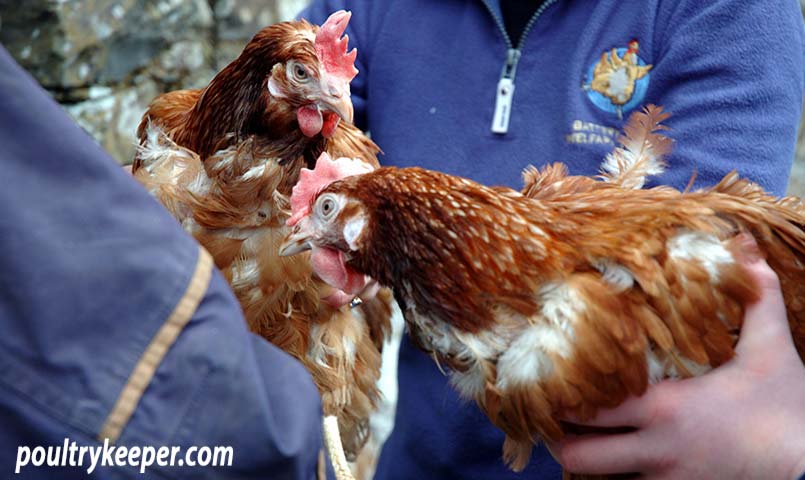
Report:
302,1,804,478
0,46,325,480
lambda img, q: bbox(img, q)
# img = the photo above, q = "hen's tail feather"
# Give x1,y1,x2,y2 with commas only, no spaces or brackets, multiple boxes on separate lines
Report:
502,436,534,473
521,105,672,200
521,163,603,201
707,172,805,359
599,104,672,189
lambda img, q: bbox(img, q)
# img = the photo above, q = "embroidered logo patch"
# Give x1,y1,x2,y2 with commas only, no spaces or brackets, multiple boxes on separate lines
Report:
583,40,652,119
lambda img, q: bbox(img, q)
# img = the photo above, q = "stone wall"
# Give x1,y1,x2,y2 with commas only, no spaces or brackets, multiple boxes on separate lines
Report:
0,0,309,164
1,0,804,196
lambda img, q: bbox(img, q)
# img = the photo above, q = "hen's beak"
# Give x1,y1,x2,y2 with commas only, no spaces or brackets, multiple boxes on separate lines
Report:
279,225,313,257
317,75,353,123
320,94,353,123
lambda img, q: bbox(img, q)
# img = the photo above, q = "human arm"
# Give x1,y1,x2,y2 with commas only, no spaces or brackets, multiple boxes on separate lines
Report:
0,46,326,479
648,0,804,195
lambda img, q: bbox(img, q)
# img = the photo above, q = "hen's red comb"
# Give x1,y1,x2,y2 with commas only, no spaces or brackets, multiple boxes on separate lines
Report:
315,10,359,82
287,152,374,226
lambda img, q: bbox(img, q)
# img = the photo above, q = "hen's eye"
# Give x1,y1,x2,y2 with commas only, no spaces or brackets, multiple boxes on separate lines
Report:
318,195,338,220
292,63,308,81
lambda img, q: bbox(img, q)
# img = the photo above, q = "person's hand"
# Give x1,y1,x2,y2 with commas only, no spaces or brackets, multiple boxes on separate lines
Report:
549,248,805,479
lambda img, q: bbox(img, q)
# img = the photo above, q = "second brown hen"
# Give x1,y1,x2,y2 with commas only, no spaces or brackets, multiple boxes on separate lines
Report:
279,111,805,473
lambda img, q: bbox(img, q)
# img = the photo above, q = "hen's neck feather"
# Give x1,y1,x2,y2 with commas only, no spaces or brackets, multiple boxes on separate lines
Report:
335,167,562,333
174,23,323,164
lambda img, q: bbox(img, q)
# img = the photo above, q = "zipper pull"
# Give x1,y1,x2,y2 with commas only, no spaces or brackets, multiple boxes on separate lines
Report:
491,49,521,134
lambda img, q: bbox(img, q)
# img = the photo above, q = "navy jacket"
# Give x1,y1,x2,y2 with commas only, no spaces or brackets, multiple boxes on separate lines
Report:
301,0,805,478
0,46,324,479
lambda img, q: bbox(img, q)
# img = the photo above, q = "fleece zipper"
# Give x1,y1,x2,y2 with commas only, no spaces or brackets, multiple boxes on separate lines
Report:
480,0,560,134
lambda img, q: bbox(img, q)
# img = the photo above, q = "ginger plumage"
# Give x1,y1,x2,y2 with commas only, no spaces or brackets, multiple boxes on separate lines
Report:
131,11,392,472
280,108,805,473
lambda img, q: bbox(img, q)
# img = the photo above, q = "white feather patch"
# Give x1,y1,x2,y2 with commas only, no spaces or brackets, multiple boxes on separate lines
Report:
267,77,286,98
594,259,635,292
186,171,211,195
241,163,267,180
213,149,237,171
646,350,666,383
343,215,366,251
539,282,584,339
490,281,584,390
668,231,733,281
496,324,570,390
231,259,259,287
648,349,712,382
138,123,194,172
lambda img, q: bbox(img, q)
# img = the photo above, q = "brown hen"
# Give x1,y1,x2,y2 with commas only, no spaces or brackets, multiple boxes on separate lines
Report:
130,11,392,477
279,110,805,474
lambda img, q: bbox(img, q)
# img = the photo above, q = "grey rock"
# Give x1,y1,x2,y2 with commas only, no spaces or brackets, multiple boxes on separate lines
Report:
1,0,312,164
212,0,308,68
152,40,216,88
0,0,214,89
214,0,279,42
65,78,161,163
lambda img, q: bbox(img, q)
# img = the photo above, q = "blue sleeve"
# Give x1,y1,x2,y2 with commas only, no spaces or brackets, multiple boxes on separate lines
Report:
650,0,805,196
0,45,324,479
299,0,379,130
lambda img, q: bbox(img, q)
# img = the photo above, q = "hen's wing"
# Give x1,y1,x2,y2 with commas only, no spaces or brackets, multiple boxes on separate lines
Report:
497,181,805,470
131,124,206,224
708,172,805,354
133,89,201,172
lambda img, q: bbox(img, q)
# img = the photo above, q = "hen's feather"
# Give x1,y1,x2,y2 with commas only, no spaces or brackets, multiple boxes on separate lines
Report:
133,89,201,172
522,105,672,201
599,104,672,189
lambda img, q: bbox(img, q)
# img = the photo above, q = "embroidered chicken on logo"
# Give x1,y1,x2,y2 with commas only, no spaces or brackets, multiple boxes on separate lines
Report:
279,107,805,475
586,40,653,118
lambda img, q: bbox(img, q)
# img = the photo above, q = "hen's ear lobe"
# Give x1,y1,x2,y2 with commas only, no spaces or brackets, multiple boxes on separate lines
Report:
343,214,366,251
267,66,288,99
267,78,284,98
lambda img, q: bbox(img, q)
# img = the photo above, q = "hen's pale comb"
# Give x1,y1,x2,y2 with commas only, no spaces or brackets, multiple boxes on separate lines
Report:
315,10,359,82
287,151,374,226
